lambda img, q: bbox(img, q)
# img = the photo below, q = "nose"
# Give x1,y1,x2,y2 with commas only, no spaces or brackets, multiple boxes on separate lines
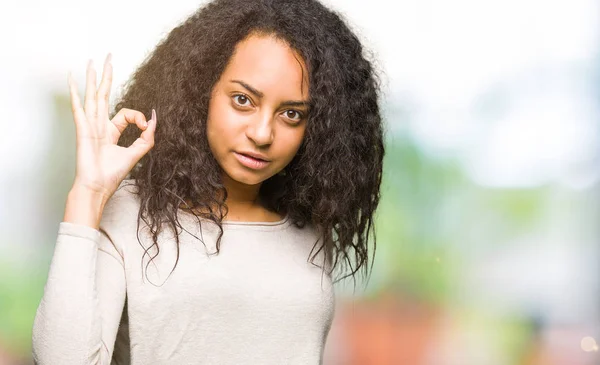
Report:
245,111,274,146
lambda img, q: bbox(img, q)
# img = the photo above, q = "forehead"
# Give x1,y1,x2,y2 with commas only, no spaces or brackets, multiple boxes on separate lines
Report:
221,33,309,99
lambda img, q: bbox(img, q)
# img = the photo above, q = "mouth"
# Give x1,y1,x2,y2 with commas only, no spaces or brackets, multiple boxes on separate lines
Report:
234,152,270,170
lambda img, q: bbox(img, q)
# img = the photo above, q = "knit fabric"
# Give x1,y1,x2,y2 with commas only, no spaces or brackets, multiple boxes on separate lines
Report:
32,180,335,364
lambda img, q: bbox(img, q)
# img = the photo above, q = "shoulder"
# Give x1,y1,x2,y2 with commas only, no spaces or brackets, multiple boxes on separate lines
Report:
288,219,324,243
294,222,333,273
101,179,142,223
285,220,333,268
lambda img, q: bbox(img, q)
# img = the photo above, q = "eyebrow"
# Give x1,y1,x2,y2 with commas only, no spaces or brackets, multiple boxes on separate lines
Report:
230,79,309,108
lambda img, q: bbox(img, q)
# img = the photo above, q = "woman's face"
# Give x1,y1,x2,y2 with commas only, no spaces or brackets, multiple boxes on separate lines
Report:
206,33,309,187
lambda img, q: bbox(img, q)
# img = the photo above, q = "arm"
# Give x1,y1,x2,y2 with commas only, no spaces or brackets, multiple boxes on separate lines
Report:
32,207,127,364
31,54,154,364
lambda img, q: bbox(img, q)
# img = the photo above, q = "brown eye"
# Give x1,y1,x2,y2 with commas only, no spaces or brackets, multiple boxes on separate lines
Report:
284,110,302,122
233,94,252,107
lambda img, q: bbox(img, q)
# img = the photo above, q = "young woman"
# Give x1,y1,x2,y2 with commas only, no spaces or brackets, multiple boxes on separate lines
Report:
32,0,385,363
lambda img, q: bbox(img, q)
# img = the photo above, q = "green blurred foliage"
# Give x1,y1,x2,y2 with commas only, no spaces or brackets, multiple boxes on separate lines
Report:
367,134,549,305
0,260,46,356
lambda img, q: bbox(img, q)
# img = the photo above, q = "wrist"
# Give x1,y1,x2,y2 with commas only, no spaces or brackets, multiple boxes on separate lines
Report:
63,187,109,230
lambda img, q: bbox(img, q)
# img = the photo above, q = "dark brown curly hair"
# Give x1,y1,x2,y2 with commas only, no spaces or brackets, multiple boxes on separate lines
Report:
114,0,385,287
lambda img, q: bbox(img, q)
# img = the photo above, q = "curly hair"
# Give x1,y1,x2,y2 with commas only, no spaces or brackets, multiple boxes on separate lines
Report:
114,0,385,287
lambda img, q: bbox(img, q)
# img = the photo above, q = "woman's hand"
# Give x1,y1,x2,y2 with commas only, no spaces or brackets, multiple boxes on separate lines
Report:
68,53,157,201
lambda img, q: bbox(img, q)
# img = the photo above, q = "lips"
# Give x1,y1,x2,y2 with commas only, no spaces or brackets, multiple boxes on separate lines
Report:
239,153,266,161
234,152,270,170
237,150,270,162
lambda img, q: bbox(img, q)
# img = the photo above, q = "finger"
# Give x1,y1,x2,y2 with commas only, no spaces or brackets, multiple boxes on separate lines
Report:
67,72,88,134
97,53,113,133
128,109,157,160
109,108,149,144
84,59,98,122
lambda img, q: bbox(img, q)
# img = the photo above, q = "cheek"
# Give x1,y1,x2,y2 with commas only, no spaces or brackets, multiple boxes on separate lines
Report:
205,116,220,154
277,128,306,162
206,99,237,151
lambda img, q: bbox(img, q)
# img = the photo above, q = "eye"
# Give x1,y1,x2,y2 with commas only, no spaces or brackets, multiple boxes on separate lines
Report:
283,110,303,122
232,94,252,107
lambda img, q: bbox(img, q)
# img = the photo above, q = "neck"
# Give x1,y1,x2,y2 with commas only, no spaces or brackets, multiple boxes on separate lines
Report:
180,175,282,222
220,173,265,221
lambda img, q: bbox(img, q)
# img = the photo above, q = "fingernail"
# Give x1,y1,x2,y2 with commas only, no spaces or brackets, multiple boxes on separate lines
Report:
106,53,112,64
152,109,156,122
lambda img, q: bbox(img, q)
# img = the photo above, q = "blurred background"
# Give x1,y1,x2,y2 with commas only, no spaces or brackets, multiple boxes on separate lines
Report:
1,0,598,364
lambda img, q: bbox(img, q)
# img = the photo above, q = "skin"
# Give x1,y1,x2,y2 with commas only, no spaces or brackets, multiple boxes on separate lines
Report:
205,33,310,222
65,55,157,230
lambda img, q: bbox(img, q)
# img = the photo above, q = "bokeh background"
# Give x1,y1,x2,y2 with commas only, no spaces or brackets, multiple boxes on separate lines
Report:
1,0,598,364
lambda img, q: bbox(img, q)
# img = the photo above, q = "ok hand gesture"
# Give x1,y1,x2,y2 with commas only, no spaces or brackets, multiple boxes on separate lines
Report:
68,53,156,201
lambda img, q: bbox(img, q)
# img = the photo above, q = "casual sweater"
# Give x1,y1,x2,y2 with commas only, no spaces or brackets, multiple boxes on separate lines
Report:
32,180,336,365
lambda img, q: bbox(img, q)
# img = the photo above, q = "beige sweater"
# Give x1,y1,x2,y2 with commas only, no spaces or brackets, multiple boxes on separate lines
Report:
32,180,336,364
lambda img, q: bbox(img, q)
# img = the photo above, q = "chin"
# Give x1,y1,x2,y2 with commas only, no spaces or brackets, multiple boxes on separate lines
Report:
225,167,269,186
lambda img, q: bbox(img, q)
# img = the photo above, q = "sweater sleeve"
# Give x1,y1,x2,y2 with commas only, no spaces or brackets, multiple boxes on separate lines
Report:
32,221,127,364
